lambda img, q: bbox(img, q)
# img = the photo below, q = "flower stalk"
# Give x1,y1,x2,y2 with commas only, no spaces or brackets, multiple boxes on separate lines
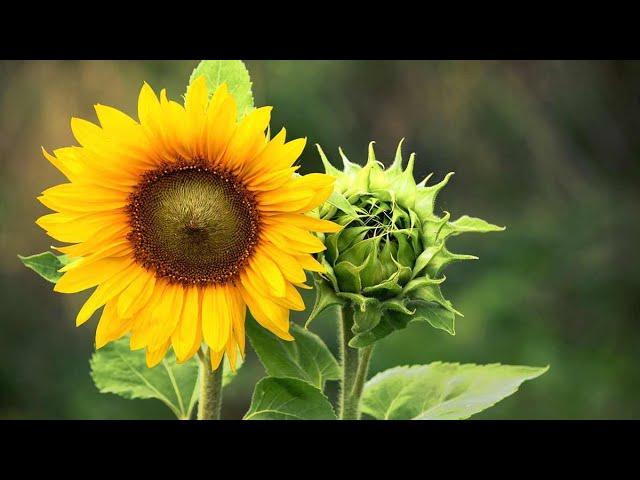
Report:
197,348,224,420
338,306,373,420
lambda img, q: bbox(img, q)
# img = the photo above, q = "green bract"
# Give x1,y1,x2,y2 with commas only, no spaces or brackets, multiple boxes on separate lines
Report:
309,140,505,348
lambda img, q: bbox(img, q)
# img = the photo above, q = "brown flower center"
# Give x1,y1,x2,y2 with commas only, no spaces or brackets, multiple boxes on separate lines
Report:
127,162,260,286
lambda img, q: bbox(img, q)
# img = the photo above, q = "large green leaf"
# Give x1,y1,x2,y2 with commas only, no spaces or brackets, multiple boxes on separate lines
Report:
361,362,549,420
246,319,340,390
18,252,72,283
188,60,254,118
90,337,241,419
244,377,337,420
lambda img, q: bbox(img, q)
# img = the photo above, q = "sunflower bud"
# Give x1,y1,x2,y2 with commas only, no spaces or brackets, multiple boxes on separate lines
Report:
308,140,505,348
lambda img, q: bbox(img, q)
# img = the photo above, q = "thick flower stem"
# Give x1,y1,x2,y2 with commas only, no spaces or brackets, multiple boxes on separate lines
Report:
352,345,373,406
339,306,373,420
197,349,224,420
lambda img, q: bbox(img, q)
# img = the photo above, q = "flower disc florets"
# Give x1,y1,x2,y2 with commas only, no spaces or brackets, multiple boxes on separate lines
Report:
309,140,505,348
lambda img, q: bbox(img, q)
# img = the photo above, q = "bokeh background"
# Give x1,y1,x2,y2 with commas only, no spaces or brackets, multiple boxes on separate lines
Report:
1,60,639,419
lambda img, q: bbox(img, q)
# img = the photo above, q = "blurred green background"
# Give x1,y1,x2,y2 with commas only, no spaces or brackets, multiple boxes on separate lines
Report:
1,60,638,419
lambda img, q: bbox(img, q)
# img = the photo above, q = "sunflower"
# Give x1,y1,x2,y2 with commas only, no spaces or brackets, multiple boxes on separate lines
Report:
37,76,340,370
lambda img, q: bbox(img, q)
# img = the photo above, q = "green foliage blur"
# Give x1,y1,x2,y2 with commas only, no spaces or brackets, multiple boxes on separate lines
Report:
1,60,638,419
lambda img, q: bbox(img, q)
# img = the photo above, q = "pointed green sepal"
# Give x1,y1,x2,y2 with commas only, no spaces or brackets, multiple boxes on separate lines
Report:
426,246,479,277
414,172,455,220
439,215,506,238
305,276,345,328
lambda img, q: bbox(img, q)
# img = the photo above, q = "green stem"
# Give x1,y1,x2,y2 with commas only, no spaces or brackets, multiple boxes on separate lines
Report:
352,345,374,407
197,349,224,420
339,306,373,420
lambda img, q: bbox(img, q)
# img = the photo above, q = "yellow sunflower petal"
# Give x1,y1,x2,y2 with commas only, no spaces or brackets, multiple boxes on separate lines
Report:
95,301,134,349
137,82,162,128
95,103,139,131
42,147,80,181
244,266,304,312
58,241,131,273
260,173,335,214
54,256,133,294
263,224,326,254
201,286,231,353
298,184,335,212
38,192,127,213
264,213,342,233
249,250,286,297
258,186,316,206
146,340,171,368
246,166,298,192
294,253,326,273
116,269,153,317
119,273,156,318
239,299,286,340
70,117,106,150
281,282,306,311
209,348,224,371
220,106,272,171
242,127,287,179
269,137,307,171
225,338,239,372
94,104,155,164
240,272,291,333
55,222,129,257
172,286,202,363
184,75,209,116
205,84,237,163
260,242,307,284
227,286,246,357
147,283,184,349
75,262,141,326
129,282,167,351
37,211,128,244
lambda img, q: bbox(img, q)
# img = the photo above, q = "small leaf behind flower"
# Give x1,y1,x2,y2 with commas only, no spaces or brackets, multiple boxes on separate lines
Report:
361,362,549,420
90,337,241,419
18,251,72,283
188,60,254,119
246,319,340,390
244,377,337,420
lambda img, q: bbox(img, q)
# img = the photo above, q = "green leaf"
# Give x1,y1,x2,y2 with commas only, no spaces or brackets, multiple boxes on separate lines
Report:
361,362,549,420
18,252,72,283
244,377,337,420
90,337,242,419
246,319,340,390
90,337,198,419
189,60,254,119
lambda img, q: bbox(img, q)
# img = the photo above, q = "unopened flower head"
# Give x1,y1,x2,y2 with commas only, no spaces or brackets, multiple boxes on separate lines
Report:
310,140,505,347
